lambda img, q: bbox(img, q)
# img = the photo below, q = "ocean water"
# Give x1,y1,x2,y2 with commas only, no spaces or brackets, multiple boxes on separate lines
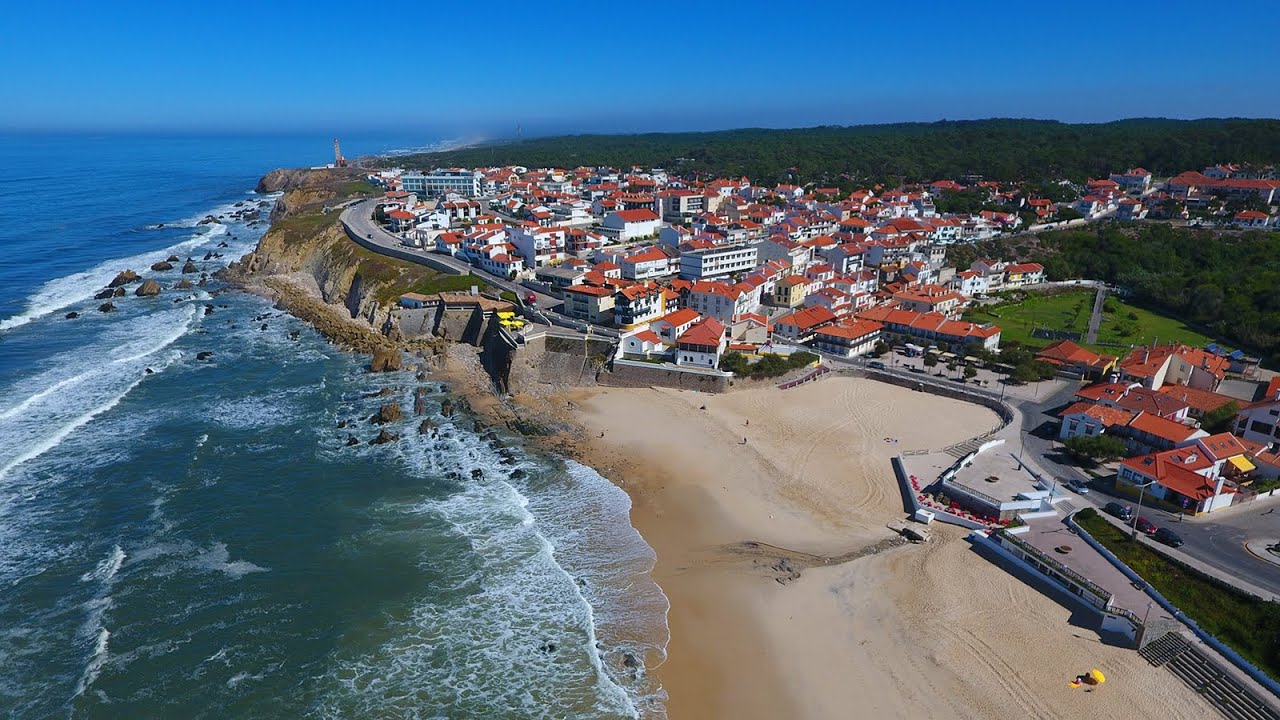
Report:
0,134,668,718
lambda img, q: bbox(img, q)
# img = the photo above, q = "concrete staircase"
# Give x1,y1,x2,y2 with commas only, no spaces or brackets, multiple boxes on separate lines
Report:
1141,633,1280,720
944,438,984,458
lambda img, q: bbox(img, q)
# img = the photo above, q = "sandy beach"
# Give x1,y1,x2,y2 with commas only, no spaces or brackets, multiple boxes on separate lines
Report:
569,376,1213,719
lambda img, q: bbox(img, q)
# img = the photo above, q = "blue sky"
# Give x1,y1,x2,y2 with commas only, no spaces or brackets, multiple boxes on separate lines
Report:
1,0,1276,137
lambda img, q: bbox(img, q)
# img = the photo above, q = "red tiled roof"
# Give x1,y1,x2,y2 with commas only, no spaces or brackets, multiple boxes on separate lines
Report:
1059,401,1135,427
677,317,726,347
659,308,700,327
1126,412,1199,443
613,209,660,222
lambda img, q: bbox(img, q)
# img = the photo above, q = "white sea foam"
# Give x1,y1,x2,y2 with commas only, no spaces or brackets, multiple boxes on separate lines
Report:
71,627,111,699
194,542,268,579
0,228,220,332
315,401,649,718
81,544,126,584
0,305,195,481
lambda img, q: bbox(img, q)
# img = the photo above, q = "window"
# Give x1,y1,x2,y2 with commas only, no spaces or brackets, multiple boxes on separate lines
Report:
1251,420,1273,435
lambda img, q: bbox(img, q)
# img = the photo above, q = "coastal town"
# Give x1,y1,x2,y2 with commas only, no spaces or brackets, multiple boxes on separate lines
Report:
345,158,1280,718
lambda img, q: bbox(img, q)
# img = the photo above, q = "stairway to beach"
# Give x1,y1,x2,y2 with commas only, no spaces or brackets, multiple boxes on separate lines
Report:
1141,633,1279,720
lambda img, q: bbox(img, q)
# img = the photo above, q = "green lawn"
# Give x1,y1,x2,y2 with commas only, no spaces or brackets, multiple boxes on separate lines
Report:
965,290,1217,353
1076,508,1280,680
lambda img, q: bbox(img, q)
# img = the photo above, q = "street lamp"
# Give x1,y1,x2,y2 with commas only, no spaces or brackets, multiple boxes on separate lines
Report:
1131,480,1157,539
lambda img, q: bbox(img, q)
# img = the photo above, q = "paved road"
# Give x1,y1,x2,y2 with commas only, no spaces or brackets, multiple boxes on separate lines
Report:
863,357,1280,596
342,199,560,303
1084,285,1107,345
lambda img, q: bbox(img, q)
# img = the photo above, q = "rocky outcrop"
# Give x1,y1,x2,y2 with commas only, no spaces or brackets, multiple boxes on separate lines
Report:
65,311,79,319
196,351,214,361
175,279,193,289
98,302,116,313
370,429,398,445
370,347,401,373
151,261,173,271
135,279,162,297
370,403,403,425
182,260,198,274
108,270,140,287
413,387,429,416
94,288,115,300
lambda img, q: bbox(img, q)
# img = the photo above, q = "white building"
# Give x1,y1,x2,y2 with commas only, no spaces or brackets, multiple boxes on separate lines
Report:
400,169,484,197
601,209,661,242
678,244,758,281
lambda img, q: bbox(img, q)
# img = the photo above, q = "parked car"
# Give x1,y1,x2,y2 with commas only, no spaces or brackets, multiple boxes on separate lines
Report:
1104,502,1133,521
1153,528,1184,547
525,293,538,306
1135,517,1157,536
1066,479,1090,494
867,361,887,370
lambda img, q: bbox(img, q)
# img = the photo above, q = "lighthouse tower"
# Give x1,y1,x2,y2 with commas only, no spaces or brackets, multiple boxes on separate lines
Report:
333,138,347,167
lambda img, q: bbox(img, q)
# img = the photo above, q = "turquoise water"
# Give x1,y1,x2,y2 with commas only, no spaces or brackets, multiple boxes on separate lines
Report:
0,135,668,718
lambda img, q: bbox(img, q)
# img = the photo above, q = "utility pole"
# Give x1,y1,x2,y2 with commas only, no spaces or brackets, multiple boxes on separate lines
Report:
1131,480,1155,538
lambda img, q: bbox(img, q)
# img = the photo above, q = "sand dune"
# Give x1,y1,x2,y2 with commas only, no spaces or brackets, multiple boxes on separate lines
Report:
572,376,1211,719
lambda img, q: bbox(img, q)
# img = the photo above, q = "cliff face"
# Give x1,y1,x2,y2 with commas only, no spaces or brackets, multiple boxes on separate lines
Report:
227,169,445,351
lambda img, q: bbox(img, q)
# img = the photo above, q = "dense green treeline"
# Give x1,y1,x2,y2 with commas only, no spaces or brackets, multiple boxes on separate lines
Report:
399,119,1280,185
955,224,1280,362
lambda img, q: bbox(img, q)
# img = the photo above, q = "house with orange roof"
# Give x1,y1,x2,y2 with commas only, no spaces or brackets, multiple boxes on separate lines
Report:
1157,384,1238,421
892,284,965,317
686,281,757,323
620,328,668,360
772,305,839,342
1234,210,1271,229
1121,411,1206,455
613,284,665,329
601,209,661,242
810,319,883,358
1116,443,1233,515
856,306,1001,350
1036,340,1117,380
1002,262,1044,288
619,246,675,280
771,275,809,308
1058,402,1136,441
1118,343,1228,390
675,317,728,369
651,308,701,344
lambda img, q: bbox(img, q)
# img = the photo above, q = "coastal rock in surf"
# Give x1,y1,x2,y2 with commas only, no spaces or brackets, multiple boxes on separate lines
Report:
197,215,218,225
370,403,402,425
369,347,401,373
417,419,433,435
167,254,179,262
413,387,428,416
108,269,140,287
197,278,207,288
203,251,214,261
345,435,360,446
113,287,127,297
182,260,198,274
510,468,527,479
216,241,228,248
65,311,80,319
470,468,483,480
196,351,214,361
370,429,398,445
150,261,174,271
204,305,214,316
94,288,115,300
176,279,193,289
440,399,454,417
337,419,348,429
98,301,116,313
135,279,162,297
